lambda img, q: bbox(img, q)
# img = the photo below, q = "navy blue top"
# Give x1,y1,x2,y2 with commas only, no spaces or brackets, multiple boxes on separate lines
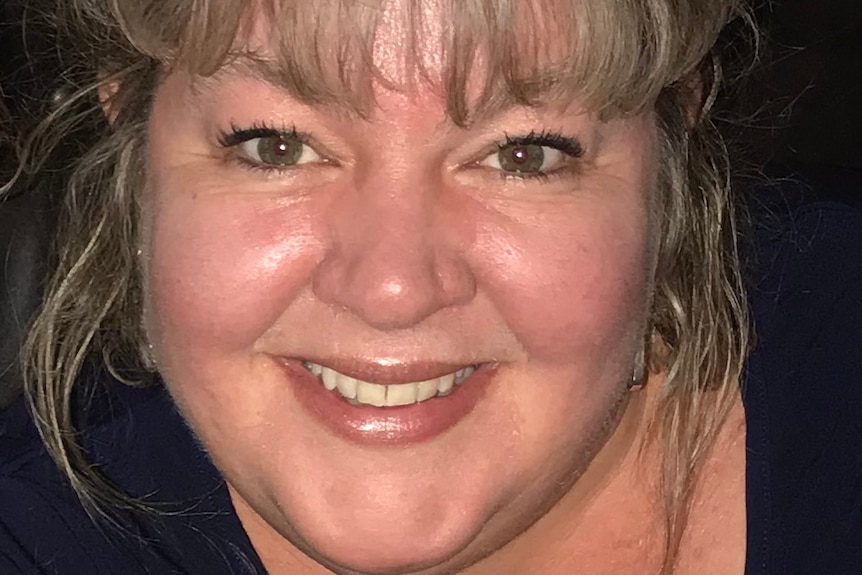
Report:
2,168,862,574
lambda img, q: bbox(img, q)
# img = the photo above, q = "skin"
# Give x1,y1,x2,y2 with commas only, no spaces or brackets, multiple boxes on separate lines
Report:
140,4,746,574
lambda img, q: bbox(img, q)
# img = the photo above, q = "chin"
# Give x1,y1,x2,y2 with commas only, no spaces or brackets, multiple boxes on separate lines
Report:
273,504,489,575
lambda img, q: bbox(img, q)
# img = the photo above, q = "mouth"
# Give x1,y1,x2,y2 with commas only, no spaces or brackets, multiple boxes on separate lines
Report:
301,361,477,407
279,357,495,444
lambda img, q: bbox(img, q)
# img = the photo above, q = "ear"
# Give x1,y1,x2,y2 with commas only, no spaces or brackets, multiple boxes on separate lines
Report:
97,77,121,125
680,71,706,128
680,54,725,130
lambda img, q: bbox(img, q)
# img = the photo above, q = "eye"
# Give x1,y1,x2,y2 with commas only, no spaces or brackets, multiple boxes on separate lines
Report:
480,131,584,177
239,134,320,167
485,143,562,174
217,123,322,170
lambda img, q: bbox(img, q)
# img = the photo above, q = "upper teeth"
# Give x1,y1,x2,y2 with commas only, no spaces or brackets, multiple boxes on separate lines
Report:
303,362,476,407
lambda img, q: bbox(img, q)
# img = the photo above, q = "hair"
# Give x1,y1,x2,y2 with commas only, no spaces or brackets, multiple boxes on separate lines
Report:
0,98,12,174
3,0,754,572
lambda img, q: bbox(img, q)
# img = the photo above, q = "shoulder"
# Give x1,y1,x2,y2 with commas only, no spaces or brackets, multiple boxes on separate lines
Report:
744,165,862,316
0,376,259,574
743,166,862,406
0,396,137,574
742,165,862,575
743,167,862,417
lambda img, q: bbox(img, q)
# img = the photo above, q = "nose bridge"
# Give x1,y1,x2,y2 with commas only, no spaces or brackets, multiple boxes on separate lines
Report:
357,170,431,253
312,168,475,329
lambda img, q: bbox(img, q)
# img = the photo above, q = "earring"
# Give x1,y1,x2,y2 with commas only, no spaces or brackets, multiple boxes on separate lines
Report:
628,340,649,391
141,342,158,372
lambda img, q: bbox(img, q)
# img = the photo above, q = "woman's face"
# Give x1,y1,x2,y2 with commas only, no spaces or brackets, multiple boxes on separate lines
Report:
143,8,658,572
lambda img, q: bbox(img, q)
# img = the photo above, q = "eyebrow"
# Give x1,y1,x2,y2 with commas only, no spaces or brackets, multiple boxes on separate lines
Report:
190,54,370,121
189,53,577,130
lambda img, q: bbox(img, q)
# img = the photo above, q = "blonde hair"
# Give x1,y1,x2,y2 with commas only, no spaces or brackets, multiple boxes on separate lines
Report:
5,0,753,571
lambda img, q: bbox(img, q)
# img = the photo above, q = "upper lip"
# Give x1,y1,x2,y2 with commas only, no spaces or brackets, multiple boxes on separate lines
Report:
284,356,481,385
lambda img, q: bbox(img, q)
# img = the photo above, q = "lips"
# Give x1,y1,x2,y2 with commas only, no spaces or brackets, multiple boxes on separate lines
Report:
276,357,494,445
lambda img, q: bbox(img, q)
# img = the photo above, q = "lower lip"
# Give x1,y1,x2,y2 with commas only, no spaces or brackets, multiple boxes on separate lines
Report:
278,360,495,445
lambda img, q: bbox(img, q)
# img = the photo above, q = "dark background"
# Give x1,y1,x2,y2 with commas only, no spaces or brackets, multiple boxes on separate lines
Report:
739,0,862,170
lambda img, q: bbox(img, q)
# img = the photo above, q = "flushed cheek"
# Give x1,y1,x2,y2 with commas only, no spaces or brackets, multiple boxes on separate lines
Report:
146,192,322,352
472,203,651,361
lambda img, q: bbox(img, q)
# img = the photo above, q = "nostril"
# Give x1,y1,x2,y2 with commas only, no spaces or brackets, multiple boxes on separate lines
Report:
432,250,477,307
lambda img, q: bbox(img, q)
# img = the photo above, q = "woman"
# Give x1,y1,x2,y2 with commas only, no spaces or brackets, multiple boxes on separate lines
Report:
1,1,860,574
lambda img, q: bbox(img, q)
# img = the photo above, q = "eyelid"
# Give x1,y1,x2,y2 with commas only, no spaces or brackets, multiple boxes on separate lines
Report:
216,121,306,148
497,130,585,158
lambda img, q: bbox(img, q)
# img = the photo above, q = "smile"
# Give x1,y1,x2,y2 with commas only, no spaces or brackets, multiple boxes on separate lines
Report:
302,361,477,407
279,357,495,444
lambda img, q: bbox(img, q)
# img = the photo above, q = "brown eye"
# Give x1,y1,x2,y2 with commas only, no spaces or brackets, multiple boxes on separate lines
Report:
481,142,568,176
496,143,547,173
239,134,320,167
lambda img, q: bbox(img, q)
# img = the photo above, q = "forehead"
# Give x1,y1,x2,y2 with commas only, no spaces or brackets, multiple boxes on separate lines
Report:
151,0,725,123
206,0,576,124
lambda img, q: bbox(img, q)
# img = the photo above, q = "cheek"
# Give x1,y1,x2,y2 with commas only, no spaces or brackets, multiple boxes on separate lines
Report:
472,199,652,361
145,193,321,352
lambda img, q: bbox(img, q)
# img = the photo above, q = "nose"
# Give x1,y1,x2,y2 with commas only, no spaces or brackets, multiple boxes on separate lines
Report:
312,171,476,330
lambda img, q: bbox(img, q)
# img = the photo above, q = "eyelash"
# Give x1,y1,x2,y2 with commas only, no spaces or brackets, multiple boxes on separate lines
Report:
216,122,585,181
217,121,300,147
